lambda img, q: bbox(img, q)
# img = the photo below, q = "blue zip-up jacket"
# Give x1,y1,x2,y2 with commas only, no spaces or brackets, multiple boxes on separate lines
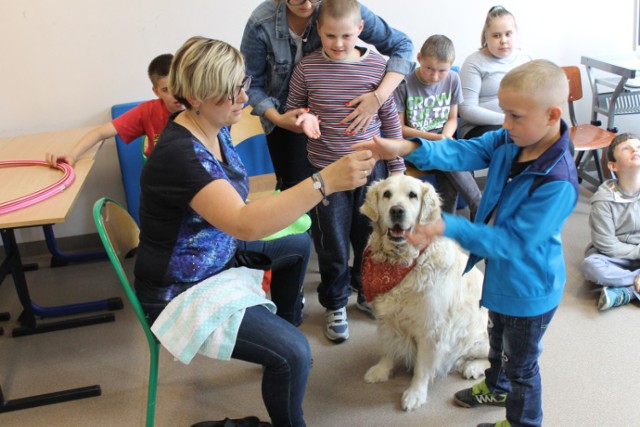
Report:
405,120,578,316
241,0,414,135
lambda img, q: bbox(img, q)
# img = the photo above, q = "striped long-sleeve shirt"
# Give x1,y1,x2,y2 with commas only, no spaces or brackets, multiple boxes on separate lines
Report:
286,47,405,173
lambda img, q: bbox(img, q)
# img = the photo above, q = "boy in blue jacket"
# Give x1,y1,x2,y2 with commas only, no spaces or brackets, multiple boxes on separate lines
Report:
354,59,578,427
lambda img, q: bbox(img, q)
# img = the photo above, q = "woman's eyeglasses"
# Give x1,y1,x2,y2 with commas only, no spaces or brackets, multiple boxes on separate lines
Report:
287,0,322,6
229,75,252,103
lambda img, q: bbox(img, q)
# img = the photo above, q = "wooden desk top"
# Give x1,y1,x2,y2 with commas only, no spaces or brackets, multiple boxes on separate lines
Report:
0,127,100,229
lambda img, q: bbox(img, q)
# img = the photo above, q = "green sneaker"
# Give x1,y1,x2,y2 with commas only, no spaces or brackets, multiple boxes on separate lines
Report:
477,421,511,427
453,380,507,408
598,286,632,311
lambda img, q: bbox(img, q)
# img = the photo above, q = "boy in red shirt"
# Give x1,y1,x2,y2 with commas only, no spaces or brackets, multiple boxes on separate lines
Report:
46,54,183,166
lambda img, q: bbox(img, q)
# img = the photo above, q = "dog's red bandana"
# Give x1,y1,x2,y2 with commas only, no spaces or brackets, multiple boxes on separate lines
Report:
361,246,425,302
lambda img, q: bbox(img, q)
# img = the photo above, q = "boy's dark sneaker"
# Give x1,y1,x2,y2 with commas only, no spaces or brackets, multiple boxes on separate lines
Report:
454,380,507,408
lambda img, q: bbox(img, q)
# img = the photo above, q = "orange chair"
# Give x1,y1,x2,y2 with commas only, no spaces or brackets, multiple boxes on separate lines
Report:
562,66,617,187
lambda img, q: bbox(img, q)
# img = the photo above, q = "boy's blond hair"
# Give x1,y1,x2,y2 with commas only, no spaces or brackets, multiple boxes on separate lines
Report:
169,36,244,109
419,34,455,64
317,0,361,26
607,132,640,162
500,59,568,110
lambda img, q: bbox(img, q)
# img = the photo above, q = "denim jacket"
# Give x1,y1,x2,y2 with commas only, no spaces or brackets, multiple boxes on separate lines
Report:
240,0,415,134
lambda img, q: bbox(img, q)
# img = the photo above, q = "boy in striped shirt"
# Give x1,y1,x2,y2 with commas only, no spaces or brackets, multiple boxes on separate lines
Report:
286,0,405,343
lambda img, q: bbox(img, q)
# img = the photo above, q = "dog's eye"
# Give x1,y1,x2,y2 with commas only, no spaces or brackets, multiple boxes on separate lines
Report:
408,191,418,199
383,190,392,199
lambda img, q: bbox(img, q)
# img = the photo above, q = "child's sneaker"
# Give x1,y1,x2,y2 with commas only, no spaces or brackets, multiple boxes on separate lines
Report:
477,421,511,427
453,380,507,408
325,307,349,343
598,286,632,311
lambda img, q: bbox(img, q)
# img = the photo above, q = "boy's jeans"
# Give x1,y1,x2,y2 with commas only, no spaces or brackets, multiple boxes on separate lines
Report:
436,170,481,216
581,253,640,295
484,307,557,427
311,161,387,310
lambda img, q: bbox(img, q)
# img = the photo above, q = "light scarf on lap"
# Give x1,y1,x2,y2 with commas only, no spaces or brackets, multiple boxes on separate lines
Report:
151,267,275,364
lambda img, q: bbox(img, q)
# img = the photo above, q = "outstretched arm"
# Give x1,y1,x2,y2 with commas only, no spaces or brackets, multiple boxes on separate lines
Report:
191,150,375,241
352,136,419,161
46,122,117,166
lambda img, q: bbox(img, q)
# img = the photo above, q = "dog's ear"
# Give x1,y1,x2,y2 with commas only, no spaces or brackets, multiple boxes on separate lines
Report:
360,180,381,222
418,181,442,225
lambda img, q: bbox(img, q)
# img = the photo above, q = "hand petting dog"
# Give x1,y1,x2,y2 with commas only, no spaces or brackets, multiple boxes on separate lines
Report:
407,218,446,248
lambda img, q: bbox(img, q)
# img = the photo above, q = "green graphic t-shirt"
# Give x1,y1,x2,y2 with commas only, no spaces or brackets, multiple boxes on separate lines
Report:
394,70,463,132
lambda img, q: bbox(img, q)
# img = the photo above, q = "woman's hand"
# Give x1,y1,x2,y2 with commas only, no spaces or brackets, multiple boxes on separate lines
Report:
321,150,376,194
340,91,380,135
295,112,321,139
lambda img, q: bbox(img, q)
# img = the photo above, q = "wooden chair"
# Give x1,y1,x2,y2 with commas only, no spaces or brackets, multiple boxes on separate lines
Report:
93,198,159,427
562,66,617,187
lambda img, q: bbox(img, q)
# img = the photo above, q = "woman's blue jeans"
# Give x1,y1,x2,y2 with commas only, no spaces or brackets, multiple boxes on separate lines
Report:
238,232,311,326
484,307,557,427
232,304,311,427
231,306,311,427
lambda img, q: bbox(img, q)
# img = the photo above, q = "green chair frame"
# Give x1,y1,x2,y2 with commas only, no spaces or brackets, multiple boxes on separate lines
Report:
93,197,159,427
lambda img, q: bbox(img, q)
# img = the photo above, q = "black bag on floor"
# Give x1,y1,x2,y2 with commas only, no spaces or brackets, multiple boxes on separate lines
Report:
191,416,272,427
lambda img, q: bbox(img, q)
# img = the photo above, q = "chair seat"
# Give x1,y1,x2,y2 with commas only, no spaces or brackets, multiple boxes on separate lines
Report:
405,163,435,178
570,124,616,151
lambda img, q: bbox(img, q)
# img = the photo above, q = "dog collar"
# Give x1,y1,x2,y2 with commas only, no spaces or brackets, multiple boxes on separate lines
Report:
361,245,426,303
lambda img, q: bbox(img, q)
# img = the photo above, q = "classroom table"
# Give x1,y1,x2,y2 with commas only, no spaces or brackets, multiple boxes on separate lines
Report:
581,53,640,132
0,127,121,411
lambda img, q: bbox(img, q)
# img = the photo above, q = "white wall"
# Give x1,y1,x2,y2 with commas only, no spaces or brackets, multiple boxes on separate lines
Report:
2,0,636,243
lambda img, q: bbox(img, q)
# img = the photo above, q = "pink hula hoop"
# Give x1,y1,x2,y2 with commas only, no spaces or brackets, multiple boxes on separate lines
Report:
0,160,75,215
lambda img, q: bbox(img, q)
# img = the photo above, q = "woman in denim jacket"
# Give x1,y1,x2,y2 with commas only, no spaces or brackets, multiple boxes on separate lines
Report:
241,0,414,190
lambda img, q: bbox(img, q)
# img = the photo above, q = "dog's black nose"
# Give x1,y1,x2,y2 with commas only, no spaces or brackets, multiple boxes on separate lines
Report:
390,205,405,222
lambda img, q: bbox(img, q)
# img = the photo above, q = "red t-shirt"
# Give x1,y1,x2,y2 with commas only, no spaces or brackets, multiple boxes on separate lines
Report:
112,99,171,155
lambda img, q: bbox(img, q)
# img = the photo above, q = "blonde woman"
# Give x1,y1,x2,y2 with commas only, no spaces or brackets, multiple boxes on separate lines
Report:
134,37,375,427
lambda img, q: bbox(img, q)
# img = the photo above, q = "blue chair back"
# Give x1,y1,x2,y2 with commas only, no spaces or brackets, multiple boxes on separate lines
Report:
111,101,145,225
230,106,274,177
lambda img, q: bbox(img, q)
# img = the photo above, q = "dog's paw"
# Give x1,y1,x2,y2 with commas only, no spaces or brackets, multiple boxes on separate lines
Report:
401,387,427,411
364,364,391,383
460,359,490,379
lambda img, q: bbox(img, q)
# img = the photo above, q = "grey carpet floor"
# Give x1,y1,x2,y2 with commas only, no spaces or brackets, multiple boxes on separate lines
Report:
1,183,639,426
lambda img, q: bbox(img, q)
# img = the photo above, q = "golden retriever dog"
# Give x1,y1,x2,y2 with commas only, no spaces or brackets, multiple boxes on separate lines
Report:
360,174,489,411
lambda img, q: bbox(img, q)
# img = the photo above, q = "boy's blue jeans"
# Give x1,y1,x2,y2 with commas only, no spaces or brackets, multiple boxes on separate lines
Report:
311,161,387,309
484,307,557,427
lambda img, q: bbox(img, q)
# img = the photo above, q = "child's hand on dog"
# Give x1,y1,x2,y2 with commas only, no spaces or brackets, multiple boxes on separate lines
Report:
407,219,445,248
